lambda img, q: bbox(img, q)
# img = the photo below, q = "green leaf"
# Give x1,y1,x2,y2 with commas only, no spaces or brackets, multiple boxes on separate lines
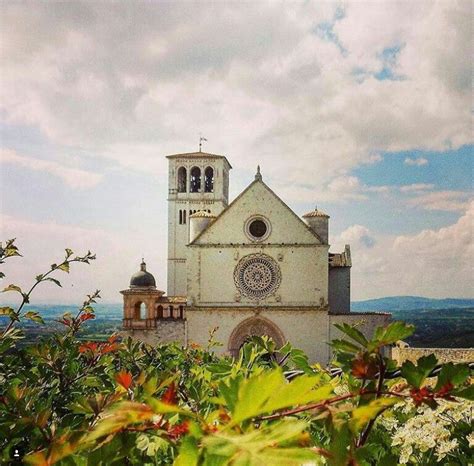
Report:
373,321,415,346
0,306,16,317
350,398,398,433
401,354,438,389
230,368,332,425
2,284,22,294
435,363,470,391
44,277,62,287
334,323,368,347
453,384,474,400
330,339,362,354
24,311,45,324
174,436,199,466
202,420,315,465
65,248,74,257
58,262,70,273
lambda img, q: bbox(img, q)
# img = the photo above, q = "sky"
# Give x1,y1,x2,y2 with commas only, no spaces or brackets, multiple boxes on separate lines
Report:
0,1,472,304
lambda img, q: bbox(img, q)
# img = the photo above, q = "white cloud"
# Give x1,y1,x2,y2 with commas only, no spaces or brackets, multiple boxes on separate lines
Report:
404,157,429,166
0,1,470,186
399,183,434,193
0,215,167,303
336,224,376,249
0,149,102,189
406,190,472,212
333,202,474,299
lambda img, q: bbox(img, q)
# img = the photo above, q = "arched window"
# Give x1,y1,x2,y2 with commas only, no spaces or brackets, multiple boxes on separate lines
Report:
177,167,187,193
169,305,174,318
179,210,182,224
183,210,187,224
134,302,145,320
204,167,214,192
156,305,164,319
190,167,201,193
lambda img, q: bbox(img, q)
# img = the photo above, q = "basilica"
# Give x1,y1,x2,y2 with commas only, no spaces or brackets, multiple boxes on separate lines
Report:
121,151,389,363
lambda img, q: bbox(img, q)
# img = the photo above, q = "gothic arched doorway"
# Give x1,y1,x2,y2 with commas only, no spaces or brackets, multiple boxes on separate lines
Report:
228,316,285,357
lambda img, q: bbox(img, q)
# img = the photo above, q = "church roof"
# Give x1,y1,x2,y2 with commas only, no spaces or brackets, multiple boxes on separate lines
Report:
303,208,330,218
189,210,217,218
188,168,325,245
165,151,232,168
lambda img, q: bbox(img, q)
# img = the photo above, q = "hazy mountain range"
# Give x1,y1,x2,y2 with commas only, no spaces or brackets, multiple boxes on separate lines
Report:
351,296,474,312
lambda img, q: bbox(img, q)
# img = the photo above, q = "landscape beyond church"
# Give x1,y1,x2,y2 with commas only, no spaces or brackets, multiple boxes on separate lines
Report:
121,152,390,363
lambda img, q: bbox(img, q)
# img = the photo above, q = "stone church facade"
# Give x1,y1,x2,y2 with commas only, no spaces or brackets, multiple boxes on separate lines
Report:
121,151,390,363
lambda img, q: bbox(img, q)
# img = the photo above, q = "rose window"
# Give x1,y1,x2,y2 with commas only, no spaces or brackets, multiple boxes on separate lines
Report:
234,253,281,299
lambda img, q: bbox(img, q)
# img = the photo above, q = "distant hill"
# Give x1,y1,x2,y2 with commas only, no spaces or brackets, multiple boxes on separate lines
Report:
351,296,474,312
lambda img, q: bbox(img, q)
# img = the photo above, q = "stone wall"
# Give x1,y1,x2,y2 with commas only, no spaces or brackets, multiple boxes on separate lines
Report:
392,346,474,364
120,319,186,346
187,307,331,363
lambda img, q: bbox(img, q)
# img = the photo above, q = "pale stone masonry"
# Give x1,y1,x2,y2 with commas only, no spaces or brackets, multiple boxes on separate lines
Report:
121,151,391,364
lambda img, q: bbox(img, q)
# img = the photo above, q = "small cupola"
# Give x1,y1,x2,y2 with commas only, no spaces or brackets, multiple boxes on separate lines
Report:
189,210,217,243
129,259,156,289
302,207,330,244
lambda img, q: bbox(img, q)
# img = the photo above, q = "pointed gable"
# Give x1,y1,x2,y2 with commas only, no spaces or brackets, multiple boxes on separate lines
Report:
191,179,323,245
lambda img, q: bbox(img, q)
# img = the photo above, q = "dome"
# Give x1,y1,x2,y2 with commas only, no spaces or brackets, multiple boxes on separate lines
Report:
130,260,156,289
302,207,329,218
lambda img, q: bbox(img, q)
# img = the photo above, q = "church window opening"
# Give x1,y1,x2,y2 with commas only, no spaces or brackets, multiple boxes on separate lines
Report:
249,220,267,238
169,305,174,318
183,210,186,224
156,305,164,319
179,210,183,224
204,167,214,192
190,167,201,192
245,216,271,242
134,302,145,320
177,167,187,193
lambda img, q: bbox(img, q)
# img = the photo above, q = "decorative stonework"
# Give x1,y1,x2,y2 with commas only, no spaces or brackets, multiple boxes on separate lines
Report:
233,253,281,299
228,316,285,356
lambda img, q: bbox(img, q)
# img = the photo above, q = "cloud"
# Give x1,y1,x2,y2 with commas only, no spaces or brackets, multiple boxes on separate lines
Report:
399,183,434,193
336,224,376,249
332,202,474,299
404,157,429,166
406,190,472,212
0,149,102,189
0,215,166,303
0,1,471,187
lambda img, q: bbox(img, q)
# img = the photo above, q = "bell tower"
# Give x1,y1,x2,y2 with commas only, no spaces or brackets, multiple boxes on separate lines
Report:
166,151,232,296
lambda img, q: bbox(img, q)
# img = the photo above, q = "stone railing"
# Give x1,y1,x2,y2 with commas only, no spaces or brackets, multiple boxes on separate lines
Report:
392,346,474,364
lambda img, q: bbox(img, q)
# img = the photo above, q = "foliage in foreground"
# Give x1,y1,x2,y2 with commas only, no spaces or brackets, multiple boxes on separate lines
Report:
0,239,473,465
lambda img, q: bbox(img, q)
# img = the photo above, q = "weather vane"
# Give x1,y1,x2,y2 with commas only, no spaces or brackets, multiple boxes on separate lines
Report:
199,133,207,152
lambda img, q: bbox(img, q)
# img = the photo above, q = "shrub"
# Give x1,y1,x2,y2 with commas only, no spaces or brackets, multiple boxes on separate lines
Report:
0,239,472,465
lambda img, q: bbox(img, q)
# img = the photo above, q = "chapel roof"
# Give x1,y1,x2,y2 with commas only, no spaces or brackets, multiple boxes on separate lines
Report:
189,210,217,219
302,208,330,218
129,260,156,289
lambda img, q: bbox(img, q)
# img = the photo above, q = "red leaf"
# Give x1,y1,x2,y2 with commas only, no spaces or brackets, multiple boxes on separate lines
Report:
167,420,189,440
79,342,98,353
161,382,177,405
101,343,119,354
115,371,133,390
351,355,378,379
80,313,95,322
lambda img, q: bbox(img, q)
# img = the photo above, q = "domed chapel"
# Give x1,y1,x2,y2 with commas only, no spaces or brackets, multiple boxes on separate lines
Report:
121,151,390,363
